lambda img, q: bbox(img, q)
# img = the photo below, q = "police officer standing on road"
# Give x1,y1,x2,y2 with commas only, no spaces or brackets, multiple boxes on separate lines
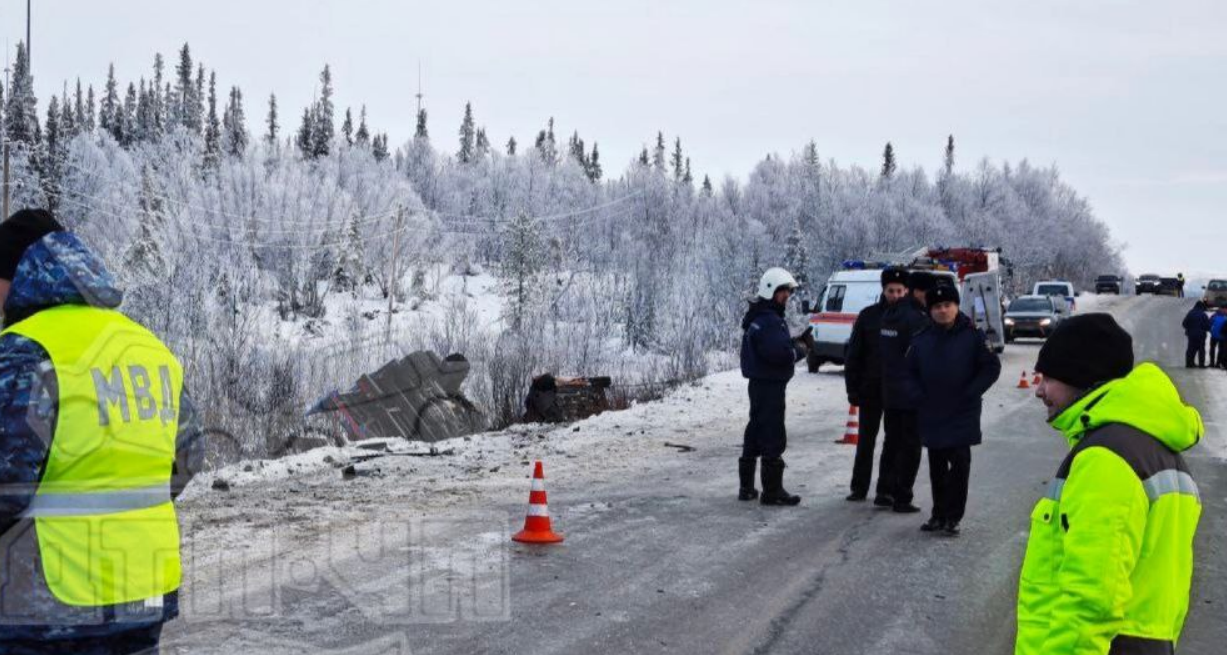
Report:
905,284,1001,536
1017,314,1202,655
844,267,909,504
739,267,809,506
877,270,935,513
1182,300,1211,368
0,210,203,653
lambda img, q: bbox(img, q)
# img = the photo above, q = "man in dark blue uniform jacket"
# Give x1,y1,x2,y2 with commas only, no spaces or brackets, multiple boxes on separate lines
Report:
740,267,808,506
906,284,1001,536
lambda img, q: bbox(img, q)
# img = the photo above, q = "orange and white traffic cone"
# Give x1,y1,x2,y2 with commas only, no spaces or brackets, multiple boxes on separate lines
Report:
512,461,564,544
835,405,860,445
1017,371,1030,389
1032,371,1042,386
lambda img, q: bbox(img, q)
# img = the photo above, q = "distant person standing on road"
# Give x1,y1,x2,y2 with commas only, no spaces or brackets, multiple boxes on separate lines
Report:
1209,307,1227,369
905,284,1001,536
1182,300,1211,368
739,267,810,506
844,267,909,504
877,270,935,514
1017,314,1202,655
1177,273,1186,298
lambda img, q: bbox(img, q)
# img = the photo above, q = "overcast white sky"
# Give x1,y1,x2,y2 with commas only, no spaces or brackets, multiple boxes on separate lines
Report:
8,1,1225,277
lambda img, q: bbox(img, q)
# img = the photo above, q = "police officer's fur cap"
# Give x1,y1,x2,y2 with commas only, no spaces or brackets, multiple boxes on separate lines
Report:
906,271,937,292
926,283,960,309
0,209,65,281
881,268,909,288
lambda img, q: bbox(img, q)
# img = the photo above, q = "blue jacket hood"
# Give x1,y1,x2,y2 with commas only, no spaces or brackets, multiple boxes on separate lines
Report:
2,232,123,326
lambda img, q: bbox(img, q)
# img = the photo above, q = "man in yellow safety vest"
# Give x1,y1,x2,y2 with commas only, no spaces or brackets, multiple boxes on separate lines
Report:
0,209,202,653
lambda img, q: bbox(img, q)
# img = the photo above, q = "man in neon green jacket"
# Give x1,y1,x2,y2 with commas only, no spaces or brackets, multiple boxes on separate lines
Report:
1017,314,1203,655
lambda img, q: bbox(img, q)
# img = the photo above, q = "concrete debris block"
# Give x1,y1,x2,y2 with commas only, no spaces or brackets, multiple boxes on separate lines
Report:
309,351,488,445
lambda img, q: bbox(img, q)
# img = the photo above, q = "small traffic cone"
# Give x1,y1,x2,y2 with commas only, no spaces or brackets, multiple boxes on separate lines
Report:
512,461,564,544
1017,371,1031,389
1032,371,1042,386
835,406,859,445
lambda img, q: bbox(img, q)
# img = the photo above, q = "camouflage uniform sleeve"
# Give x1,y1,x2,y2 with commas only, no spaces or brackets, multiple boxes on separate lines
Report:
0,333,55,532
171,387,204,500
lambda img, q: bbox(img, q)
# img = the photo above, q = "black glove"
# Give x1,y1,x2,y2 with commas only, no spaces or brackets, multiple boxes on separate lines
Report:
848,394,861,408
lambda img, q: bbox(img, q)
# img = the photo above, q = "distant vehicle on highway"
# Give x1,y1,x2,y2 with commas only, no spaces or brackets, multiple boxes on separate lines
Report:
1136,274,1161,294
1095,275,1123,294
1004,295,1063,342
1032,280,1077,314
1203,279,1227,308
1157,277,1182,297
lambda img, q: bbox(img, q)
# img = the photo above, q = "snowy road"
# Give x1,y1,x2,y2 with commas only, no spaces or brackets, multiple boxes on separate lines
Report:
163,295,1227,654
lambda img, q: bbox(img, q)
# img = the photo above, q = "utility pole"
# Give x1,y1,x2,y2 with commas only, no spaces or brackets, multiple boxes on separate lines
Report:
415,62,423,116
386,204,406,344
3,47,10,221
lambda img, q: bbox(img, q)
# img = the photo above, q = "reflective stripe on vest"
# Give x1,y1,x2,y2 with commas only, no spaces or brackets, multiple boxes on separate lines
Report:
2,305,184,607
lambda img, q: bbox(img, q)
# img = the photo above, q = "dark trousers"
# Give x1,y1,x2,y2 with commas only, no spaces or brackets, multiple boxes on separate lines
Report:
1186,335,1206,367
928,446,972,524
1212,338,1222,368
2,624,163,654
849,399,890,497
882,409,921,505
743,380,787,460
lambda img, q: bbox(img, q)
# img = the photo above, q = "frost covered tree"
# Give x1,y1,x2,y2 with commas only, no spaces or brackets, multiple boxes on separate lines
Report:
506,136,517,156
312,64,335,158
671,137,685,183
296,107,313,158
174,43,200,131
653,132,667,172
475,127,490,160
265,93,279,146
223,86,248,157
784,218,809,286
415,107,428,139
121,82,137,146
501,211,544,330
372,133,390,162
881,141,897,180
341,107,354,146
457,101,476,163
944,135,955,177
354,105,370,146
334,212,366,294
202,72,221,169
98,64,121,142
5,43,38,147
586,142,602,182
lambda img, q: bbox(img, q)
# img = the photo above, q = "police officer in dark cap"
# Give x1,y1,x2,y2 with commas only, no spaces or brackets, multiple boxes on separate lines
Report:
905,283,1001,535
845,267,909,503
876,270,936,513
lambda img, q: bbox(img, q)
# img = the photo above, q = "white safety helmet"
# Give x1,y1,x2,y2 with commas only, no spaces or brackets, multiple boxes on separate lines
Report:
757,267,799,300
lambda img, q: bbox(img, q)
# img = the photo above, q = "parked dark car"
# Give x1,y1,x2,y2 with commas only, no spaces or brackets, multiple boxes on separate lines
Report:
1136,274,1161,295
1004,295,1062,342
1095,275,1123,294
1157,277,1181,297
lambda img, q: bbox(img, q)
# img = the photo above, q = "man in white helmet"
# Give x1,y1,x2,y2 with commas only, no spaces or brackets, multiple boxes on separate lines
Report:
739,267,810,506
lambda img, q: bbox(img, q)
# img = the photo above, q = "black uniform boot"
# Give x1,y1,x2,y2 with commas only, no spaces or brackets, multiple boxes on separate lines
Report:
738,457,759,501
760,458,801,506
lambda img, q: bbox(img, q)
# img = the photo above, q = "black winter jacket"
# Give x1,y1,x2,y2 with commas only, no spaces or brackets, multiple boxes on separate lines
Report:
879,296,930,410
740,300,804,381
844,299,887,405
1183,306,1211,338
904,313,1002,449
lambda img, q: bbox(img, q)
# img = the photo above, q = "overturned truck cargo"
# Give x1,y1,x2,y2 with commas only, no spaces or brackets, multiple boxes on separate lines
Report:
308,351,488,444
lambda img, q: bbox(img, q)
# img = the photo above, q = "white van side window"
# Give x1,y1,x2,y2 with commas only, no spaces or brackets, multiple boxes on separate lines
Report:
825,285,847,312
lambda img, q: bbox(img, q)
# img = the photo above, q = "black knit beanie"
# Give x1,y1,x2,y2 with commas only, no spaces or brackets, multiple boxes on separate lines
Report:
1035,314,1134,390
0,209,64,281
881,267,909,288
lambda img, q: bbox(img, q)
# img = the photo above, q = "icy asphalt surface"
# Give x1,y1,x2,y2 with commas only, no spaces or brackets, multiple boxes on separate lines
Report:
163,295,1227,654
